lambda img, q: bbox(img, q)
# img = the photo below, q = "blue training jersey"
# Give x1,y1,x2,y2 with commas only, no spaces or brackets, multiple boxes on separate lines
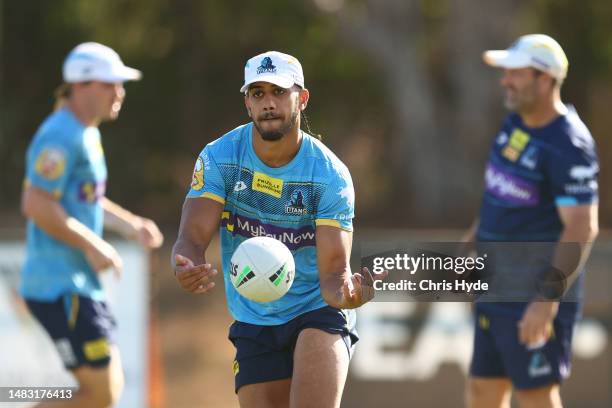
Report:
21,108,107,301
186,123,355,325
476,106,598,320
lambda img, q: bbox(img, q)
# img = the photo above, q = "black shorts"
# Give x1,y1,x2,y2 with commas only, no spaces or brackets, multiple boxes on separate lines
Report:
228,306,358,393
470,308,574,389
26,294,117,369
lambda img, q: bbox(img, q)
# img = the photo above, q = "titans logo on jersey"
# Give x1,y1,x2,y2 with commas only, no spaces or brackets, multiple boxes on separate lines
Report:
186,123,355,325
478,106,598,242
21,108,108,302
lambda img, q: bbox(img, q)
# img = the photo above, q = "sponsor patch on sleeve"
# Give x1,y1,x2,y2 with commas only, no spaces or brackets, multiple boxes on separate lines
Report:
191,157,205,190
34,147,66,180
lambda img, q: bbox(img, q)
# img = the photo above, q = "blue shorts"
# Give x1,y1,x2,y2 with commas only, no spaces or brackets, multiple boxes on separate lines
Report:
26,294,117,369
228,306,358,393
469,307,574,389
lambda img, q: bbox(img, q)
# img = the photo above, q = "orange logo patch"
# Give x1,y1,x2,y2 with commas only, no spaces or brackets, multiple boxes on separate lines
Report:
34,148,66,180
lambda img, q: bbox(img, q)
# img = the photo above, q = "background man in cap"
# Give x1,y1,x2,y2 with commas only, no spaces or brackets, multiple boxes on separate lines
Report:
464,34,599,408
21,42,163,407
172,50,386,407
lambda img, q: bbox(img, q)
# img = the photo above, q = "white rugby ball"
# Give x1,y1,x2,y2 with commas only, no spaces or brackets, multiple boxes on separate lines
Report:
230,237,295,302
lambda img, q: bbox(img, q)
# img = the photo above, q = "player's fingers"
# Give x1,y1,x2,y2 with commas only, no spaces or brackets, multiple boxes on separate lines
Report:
352,273,363,288
182,267,218,286
517,320,528,344
376,269,389,281
175,254,193,267
180,272,207,287
176,263,212,279
112,256,123,278
360,267,374,286
525,325,539,346
188,277,211,292
194,282,215,294
187,270,218,291
342,280,354,302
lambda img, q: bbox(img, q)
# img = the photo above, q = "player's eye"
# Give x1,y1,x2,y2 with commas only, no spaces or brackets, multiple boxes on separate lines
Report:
252,90,263,98
274,88,286,96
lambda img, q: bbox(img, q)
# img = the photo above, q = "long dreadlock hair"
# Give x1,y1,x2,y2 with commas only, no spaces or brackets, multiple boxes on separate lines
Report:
300,111,322,141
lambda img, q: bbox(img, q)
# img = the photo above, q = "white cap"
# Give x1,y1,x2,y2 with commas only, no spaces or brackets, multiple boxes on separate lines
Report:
240,51,304,93
483,34,568,80
63,42,142,83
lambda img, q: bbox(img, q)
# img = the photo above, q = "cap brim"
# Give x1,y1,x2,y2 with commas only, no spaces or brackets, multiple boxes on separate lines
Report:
483,50,531,69
93,65,142,83
109,65,142,82
239,75,294,93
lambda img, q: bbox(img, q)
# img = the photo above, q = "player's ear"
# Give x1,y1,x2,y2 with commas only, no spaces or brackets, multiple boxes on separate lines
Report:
298,88,309,111
244,97,252,118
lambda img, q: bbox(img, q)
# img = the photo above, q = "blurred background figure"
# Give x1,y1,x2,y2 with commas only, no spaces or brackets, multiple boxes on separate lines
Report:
464,34,598,408
19,42,163,407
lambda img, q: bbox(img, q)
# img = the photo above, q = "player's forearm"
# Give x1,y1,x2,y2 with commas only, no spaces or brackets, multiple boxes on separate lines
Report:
102,197,141,238
538,220,599,299
319,259,356,309
172,237,208,267
22,191,102,252
555,223,598,285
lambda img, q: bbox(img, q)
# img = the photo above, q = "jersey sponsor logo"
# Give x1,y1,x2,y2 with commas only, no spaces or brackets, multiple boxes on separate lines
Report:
519,146,539,170
496,131,509,145
252,171,283,198
79,180,106,203
191,157,205,190
485,163,539,205
564,180,598,195
285,190,307,215
502,128,530,162
565,164,598,195
232,360,240,375
221,212,315,250
34,147,66,180
234,181,247,192
569,164,598,181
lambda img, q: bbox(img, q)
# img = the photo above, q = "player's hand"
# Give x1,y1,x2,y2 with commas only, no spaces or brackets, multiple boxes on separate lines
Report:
518,301,559,348
174,254,218,294
134,217,164,249
84,239,123,278
341,267,388,309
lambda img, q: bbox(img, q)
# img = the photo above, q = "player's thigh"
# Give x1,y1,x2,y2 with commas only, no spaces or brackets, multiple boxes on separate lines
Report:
290,328,350,408
466,377,512,408
515,383,562,408
72,345,124,405
238,378,291,408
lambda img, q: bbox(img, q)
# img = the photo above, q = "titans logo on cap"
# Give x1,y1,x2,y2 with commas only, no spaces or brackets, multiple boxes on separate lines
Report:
257,57,277,75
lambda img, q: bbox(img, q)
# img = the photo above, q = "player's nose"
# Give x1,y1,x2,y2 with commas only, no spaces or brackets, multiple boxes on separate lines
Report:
500,70,512,88
261,93,276,111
